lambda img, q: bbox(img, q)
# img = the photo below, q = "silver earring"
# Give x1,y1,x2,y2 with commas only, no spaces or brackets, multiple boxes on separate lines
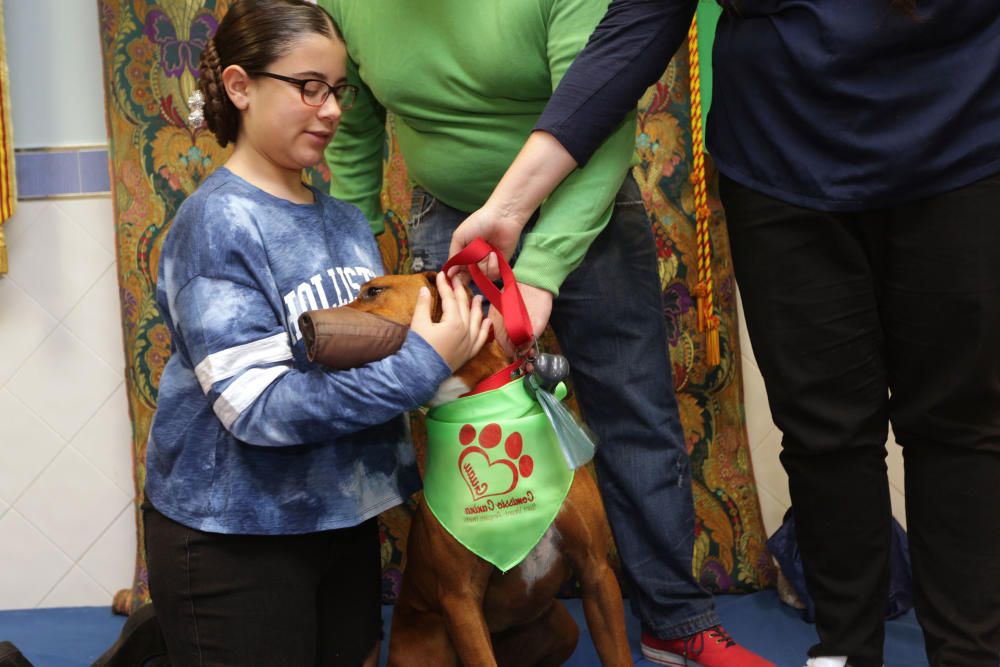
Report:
187,90,205,128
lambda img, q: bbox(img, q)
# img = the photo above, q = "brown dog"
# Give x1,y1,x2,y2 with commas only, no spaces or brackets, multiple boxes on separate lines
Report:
343,273,632,667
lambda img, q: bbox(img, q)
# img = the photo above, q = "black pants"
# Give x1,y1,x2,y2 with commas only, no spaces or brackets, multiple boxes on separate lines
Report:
720,172,1000,667
144,506,381,666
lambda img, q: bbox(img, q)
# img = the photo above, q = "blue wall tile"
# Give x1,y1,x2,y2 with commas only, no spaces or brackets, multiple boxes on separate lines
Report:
15,151,81,197
79,150,111,194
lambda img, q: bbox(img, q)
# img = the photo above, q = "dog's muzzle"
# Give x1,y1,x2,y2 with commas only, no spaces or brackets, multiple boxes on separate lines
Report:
298,308,409,369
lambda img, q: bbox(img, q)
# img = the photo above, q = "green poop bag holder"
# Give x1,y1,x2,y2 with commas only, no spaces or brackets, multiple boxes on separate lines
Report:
423,239,597,572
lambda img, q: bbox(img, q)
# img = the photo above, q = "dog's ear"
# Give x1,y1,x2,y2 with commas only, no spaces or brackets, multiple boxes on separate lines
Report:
422,272,444,323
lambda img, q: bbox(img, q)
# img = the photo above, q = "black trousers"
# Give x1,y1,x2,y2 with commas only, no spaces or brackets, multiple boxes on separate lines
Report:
144,507,382,666
720,172,1000,667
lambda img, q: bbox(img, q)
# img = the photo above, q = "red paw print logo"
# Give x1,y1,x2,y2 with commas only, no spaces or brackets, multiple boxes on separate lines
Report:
457,423,532,501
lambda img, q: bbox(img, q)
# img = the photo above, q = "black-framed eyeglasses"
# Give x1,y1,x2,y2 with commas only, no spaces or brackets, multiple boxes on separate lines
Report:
248,71,358,110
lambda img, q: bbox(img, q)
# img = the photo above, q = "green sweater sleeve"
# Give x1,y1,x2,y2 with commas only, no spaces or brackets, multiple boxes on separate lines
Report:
513,0,637,296
324,52,388,234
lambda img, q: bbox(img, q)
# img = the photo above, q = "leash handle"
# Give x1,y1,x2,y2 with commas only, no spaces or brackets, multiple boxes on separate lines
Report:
442,238,533,351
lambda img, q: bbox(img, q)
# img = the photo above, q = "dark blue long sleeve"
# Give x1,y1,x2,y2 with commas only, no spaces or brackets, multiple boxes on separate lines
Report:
535,0,1000,211
535,0,696,166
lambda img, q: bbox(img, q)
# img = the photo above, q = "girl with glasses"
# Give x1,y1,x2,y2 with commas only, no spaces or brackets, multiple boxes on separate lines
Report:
140,1,490,665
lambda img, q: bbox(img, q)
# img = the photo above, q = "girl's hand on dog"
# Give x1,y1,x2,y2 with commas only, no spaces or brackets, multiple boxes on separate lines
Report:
411,272,492,370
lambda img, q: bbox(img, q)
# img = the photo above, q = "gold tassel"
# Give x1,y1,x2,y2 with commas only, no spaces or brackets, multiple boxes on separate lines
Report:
706,316,721,367
692,281,708,331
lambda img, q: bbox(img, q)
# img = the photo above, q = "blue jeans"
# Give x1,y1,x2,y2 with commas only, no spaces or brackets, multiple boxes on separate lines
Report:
407,175,719,639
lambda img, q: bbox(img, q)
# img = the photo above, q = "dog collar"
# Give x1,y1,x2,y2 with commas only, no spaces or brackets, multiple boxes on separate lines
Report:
423,377,574,572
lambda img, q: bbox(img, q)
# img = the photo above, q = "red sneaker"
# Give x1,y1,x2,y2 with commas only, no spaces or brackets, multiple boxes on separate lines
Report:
640,626,775,667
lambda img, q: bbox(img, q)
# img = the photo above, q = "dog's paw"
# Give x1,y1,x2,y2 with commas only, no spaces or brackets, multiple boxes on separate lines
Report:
459,423,533,478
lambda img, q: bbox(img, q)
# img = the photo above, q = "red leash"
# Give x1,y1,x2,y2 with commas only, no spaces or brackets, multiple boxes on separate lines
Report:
441,238,534,395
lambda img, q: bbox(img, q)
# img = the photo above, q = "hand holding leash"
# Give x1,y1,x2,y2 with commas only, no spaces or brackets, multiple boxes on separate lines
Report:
488,282,553,358
447,205,522,282
442,237,534,355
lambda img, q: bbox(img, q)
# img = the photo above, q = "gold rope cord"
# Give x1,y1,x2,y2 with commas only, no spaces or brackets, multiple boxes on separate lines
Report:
687,13,720,366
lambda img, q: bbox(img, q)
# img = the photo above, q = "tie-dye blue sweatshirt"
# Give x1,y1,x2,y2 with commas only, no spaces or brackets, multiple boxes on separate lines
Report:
145,167,450,535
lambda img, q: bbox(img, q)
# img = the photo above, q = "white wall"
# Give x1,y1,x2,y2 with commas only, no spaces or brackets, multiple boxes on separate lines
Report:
5,0,107,148
0,1,136,611
0,199,135,611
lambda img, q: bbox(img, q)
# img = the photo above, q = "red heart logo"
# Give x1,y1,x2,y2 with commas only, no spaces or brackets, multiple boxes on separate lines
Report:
458,447,518,501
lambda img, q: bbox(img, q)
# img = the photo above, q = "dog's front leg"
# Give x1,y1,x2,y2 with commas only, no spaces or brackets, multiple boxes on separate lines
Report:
405,502,498,667
438,564,497,667
577,555,632,666
562,471,633,666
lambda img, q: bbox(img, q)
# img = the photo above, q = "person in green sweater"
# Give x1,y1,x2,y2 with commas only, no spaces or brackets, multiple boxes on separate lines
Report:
320,2,773,665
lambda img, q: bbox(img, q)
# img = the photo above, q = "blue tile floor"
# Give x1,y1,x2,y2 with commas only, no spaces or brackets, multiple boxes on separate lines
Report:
0,590,927,666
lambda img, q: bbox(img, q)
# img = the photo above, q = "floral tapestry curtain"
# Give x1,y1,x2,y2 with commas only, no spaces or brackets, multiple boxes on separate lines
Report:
98,0,774,614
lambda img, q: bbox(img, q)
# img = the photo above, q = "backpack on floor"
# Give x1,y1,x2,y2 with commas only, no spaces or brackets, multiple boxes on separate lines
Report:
767,509,914,622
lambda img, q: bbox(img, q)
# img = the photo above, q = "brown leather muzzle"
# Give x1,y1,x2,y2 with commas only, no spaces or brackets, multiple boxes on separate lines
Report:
299,308,409,369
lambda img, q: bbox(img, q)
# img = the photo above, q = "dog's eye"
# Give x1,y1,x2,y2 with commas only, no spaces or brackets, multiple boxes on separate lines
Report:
362,286,385,300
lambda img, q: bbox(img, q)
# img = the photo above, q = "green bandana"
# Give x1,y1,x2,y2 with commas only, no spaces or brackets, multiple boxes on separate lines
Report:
423,378,574,572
